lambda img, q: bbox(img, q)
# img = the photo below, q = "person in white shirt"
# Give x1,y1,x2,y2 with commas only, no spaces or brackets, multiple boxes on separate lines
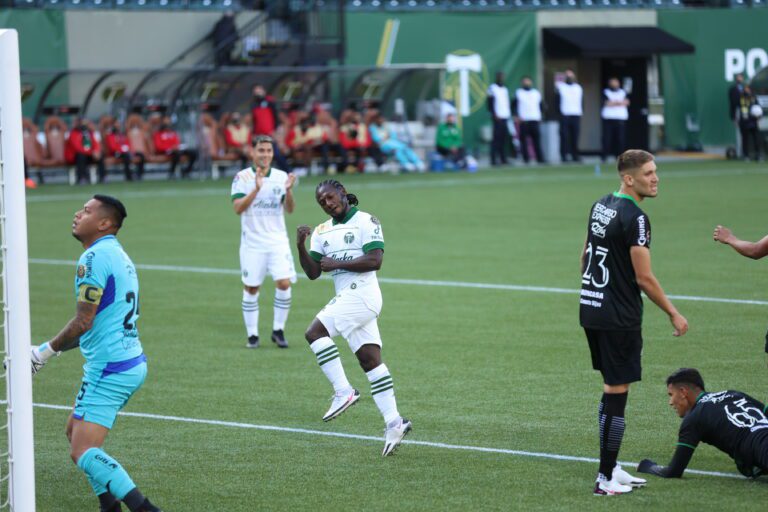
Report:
296,179,412,457
231,135,297,349
513,76,546,164
601,78,630,161
556,69,583,163
487,71,513,166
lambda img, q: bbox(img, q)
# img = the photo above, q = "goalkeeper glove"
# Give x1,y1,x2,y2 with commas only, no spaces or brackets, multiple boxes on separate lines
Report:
31,342,59,375
637,459,663,476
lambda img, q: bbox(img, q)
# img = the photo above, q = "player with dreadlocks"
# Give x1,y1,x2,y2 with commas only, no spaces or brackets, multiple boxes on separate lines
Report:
296,179,412,456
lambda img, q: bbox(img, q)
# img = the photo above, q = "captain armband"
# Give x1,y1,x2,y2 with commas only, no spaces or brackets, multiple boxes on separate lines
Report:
77,284,104,305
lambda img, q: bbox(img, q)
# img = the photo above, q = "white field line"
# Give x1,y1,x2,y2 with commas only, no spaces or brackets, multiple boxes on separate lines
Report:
28,258,768,307
25,166,767,203
29,401,741,480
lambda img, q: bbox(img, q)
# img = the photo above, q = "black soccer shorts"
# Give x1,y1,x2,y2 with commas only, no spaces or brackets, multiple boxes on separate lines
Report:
584,328,643,385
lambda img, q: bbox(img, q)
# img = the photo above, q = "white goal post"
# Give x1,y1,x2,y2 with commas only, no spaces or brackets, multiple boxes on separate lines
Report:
0,29,36,512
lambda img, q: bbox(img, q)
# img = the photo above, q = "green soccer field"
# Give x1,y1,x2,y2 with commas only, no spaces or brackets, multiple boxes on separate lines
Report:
20,160,768,510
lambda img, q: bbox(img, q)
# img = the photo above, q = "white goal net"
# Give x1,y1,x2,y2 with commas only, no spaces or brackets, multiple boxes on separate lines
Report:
0,28,36,512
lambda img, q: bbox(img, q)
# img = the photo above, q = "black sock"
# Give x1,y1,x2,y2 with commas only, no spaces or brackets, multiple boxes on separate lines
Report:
98,492,121,512
122,488,147,512
598,391,628,480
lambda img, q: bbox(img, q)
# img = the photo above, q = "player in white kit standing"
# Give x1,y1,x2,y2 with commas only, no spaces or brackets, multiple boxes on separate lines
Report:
296,179,412,456
231,135,297,348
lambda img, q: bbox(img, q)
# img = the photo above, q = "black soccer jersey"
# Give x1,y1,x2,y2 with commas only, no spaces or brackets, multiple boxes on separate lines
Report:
579,192,651,330
678,390,768,469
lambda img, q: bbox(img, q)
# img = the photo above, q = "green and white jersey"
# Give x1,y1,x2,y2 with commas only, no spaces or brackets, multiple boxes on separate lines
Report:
309,207,385,294
231,166,290,250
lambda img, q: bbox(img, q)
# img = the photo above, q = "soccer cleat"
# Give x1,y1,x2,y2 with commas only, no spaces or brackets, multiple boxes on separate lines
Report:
138,499,162,512
246,335,259,349
614,464,647,488
271,330,289,348
322,389,360,422
593,475,633,496
382,417,412,456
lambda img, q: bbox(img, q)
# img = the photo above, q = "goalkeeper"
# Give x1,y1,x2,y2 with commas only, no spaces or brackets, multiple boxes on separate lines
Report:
31,195,161,512
638,368,768,479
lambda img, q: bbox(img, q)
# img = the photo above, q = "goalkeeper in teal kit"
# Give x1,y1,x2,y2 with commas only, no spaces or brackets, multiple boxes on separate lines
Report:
31,195,161,512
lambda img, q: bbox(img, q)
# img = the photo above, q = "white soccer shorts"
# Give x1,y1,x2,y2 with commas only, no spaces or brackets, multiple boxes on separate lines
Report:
316,279,383,353
240,244,297,287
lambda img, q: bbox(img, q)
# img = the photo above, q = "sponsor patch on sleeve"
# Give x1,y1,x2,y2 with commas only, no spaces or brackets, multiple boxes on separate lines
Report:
77,284,103,305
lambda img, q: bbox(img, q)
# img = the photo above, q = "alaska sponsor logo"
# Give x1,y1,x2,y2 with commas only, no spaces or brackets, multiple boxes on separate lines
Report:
637,216,647,245
344,232,355,244
252,199,281,209
331,253,354,262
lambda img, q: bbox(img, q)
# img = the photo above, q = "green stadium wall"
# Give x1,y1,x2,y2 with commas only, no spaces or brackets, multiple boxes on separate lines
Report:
345,11,537,150
659,9,768,149
0,10,68,117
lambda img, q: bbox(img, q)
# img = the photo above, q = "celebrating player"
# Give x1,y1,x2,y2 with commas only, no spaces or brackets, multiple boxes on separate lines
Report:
296,180,412,456
638,368,768,478
231,135,297,349
580,149,689,495
30,195,161,512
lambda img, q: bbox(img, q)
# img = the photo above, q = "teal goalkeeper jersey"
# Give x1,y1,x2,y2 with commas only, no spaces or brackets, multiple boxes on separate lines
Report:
74,235,143,380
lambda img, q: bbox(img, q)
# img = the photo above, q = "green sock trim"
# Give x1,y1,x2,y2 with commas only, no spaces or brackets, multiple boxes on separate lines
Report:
318,353,340,366
370,374,392,386
315,345,337,358
371,384,394,395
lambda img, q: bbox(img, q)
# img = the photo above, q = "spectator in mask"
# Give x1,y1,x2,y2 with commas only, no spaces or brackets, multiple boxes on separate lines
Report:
435,113,466,169
513,76,546,164
105,120,140,181
601,78,630,161
65,119,105,184
153,117,198,179
736,85,763,161
556,69,583,163
224,112,251,169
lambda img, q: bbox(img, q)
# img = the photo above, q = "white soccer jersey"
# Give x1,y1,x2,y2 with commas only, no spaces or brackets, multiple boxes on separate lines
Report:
231,166,290,250
309,208,384,294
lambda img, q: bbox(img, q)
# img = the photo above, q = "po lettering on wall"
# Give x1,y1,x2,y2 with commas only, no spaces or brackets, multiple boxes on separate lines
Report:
725,48,768,81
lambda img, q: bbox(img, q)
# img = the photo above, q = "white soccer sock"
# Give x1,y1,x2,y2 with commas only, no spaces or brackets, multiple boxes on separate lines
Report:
273,288,292,331
310,337,352,394
367,363,400,424
242,290,259,337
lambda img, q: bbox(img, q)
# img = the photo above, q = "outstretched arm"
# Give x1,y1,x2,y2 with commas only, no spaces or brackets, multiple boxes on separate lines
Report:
637,445,695,478
630,246,688,336
714,226,768,260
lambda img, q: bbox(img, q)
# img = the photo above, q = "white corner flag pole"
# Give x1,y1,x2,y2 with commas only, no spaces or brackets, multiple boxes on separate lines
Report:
0,29,36,512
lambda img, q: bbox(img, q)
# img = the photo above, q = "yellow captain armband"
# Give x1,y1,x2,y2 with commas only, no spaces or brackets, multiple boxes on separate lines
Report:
77,284,104,305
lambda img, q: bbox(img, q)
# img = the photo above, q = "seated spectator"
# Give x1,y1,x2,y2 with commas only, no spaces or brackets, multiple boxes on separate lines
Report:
436,113,467,169
65,119,105,184
224,112,251,169
105,120,141,181
368,114,425,172
286,114,330,174
153,116,198,179
339,111,371,172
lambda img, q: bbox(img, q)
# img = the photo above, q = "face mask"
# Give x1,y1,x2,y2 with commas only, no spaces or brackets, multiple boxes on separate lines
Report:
565,77,574,84
523,85,532,90
610,86,619,91
254,95,264,102
79,124,89,131
160,124,169,131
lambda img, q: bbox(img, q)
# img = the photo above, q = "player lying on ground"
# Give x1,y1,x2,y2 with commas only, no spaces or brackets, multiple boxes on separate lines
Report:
31,195,161,512
296,179,412,456
638,367,768,479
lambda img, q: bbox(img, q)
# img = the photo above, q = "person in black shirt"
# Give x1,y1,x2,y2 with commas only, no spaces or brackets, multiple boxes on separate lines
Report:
638,368,768,478
580,149,689,495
